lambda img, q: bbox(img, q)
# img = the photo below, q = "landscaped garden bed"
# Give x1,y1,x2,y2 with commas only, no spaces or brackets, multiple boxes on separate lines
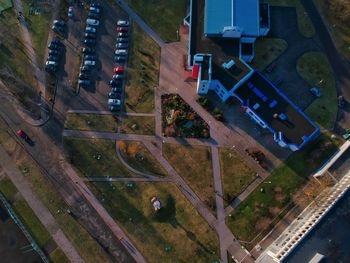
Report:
162,94,210,138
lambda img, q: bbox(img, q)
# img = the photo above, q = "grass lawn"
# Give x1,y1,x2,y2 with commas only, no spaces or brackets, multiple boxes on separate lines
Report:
89,181,219,263
13,200,51,247
125,22,160,113
314,0,350,59
219,148,256,207
0,120,113,263
0,177,18,201
49,248,70,263
163,143,216,212
125,0,184,42
251,38,288,71
227,134,340,246
64,138,135,178
118,141,167,176
120,115,155,135
270,0,315,38
21,0,54,63
65,113,118,132
0,0,12,12
297,52,337,129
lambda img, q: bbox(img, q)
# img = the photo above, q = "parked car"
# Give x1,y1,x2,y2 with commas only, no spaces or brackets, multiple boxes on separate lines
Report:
265,63,277,73
108,92,121,99
116,26,128,32
109,79,122,86
117,20,129,26
48,43,59,50
79,73,89,80
109,105,120,112
112,74,124,80
46,60,58,66
49,49,59,55
80,66,91,72
51,38,60,44
111,87,122,93
91,3,101,8
81,47,95,54
88,12,100,19
84,60,96,67
48,55,59,61
84,33,96,39
16,130,34,146
78,80,91,87
85,26,97,33
114,55,126,62
117,32,128,38
114,49,127,55
45,65,57,72
116,37,128,43
84,55,96,61
310,87,321,97
86,19,99,26
53,20,65,27
338,95,345,108
83,39,96,45
89,7,101,13
113,67,124,74
68,6,74,17
115,43,128,49
108,98,121,106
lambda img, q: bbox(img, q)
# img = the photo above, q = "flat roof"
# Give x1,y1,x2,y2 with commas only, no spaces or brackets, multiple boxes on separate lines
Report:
204,0,260,36
234,71,318,146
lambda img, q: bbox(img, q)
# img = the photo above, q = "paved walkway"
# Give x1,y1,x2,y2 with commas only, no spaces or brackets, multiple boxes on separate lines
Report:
12,0,46,97
84,177,167,182
0,147,84,263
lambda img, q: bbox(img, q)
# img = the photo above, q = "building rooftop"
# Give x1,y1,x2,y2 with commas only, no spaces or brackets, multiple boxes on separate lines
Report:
204,0,260,36
234,71,318,147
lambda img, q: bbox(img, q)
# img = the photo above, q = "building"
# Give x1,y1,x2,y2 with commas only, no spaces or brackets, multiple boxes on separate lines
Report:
185,0,319,151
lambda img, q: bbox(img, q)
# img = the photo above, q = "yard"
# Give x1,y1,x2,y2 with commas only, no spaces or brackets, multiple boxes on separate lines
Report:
120,115,155,135
118,141,167,176
270,0,315,38
125,0,184,42
64,138,135,178
162,94,210,138
219,148,257,207
297,52,337,129
89,181,219,263
227,133,340,247
125,22,160,113
64,113,118,132
163,143,216,212
251,38,288,71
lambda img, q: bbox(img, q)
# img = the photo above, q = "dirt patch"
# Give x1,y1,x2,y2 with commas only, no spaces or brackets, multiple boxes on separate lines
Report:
269,207,281,217
255,217,272,231
275,193,286,203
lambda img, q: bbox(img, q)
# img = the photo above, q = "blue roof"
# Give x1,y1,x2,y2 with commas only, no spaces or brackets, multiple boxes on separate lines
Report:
204,0,260,37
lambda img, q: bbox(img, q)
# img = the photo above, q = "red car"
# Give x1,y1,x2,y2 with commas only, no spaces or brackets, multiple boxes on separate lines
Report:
113,67,124,74
16,130,34,145
116,26,128,32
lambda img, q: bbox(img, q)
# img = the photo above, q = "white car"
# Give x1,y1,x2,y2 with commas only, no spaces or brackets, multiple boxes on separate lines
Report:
117,20,129,26
86,19,99,26
114,49,128,55
86,26,96,33
108,99,121,106
89,7,100,14
46,61,58,66
84,60,96,66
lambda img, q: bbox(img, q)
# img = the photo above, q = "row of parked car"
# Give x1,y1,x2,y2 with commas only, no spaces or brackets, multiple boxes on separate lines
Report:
78,3,101,88
107,19,130,112
45,28,63,73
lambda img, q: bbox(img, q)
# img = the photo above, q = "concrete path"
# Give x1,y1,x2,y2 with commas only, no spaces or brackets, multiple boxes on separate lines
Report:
67,109,113,115
83,177,167,182
12,0,46,97
0,147,84,263
116,0,165,47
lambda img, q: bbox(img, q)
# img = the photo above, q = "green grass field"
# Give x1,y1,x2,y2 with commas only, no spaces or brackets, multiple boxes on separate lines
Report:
219,148,256,207
163,143,216,212
64,138,135,178
125,0,184,42
297,52,337,129
227,133,340,245
121,115,155,135
0,177,18,201
0,0,12,12
118,141,167,176
125,22,160,113
251,38,288,71
65,113,118,132
89,181,219,263
270,0,315,38
49,248,70,263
